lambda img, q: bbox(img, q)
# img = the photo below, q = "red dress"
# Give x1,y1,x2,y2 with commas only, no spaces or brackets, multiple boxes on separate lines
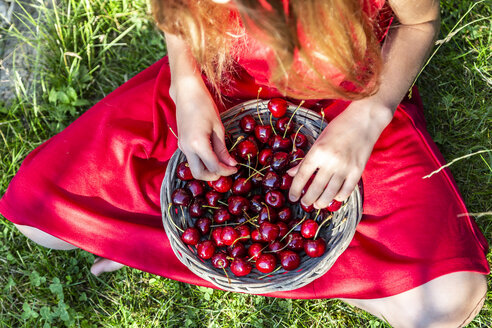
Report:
0,1,489,299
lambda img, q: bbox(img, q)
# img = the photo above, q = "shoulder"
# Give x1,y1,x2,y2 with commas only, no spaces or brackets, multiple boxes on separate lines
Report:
387,0,440,24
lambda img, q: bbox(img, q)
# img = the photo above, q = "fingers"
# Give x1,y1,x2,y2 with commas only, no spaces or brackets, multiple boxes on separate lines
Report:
288,159,316,202
185,153,220,181
211,129,237,167
313,174,346,209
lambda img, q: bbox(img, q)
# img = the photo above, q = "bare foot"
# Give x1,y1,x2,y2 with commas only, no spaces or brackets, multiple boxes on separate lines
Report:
90,257,125,276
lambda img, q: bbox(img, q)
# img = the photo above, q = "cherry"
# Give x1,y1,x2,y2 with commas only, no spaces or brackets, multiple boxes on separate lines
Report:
186,180,205,197
277,221,289,238
228,196,250,215
195,217,212,235
197,240,216,260
213,206,231,223
262,171,281,189
301,202,315,213
258,148,273,166
279,250,301,271
176,162,193,181
221,226,240,246
270,135,292,151
292,132,308,149
280,173,293,190
287,219,303,232
250,195,263,214
265,190,285,208
212,227,225,247
236,224,251,239
289,148,305,167
251,229,263,242
236,215,248,224
232,178,253,195
228,242,247,257
258,206,278,224
250,172,263,187
248,243,264,260
239,114,257,133
286,232,305,251
189,197,206,217
208,176,233,193
254,125,273,144
268,240,285,253
304,238,326,258
256,254,277,273
205,190,221,207
301,219,318,239
268,98,288,118
277,207,292,222
259,222,280,242
325,200,342,212
237,139,259,160
171,188,192,206
276,116,294,134
230,257,252,277
211,252,230,269
181,227,200,246
271,152,289,172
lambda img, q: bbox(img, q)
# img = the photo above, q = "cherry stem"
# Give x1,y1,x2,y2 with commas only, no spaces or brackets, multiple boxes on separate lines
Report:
228,135,245,152
314,208,322,221
237,163,265,177
211,222,239,228
244,165,270,182
284,100,304,139
269,113,277,135
223,267,231,285
202,205,220,210
265,241,289,253
167,204,184,233
280,215,307,242
247,244,270,262
179,205,186,226
232,235,250,246
168,126,178,139
218,200,228,206
256,87,264,125
257,266,282,279
290,124,305,151
289,157,304,164
314,214,333,240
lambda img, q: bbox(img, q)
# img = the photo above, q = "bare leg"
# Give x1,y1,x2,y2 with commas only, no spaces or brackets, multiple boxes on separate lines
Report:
14,224,125,275
341,272,487,328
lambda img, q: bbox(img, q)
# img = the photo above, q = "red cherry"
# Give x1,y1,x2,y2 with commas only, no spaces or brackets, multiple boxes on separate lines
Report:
325,200,342,212
250,195,263,214
277,207,292,222
248,243,264,260
205,190,221,207
276,116,294,134
270,135,292,151
287,219,303,232
259,222,280,242
304,238,326,257
277,222,289,238
301,219,318,239
262,171,281,190
251,229,263,242
237,139,259,160
176,162,193,180
171,188,192,206
256,253,277,273
208,176,233,193
212,227,225,247
181,227,200,245
254,125,273,144
271,152,289,172
211,252,230,269
279,250,301,271
289,148,305,168
265,190,285,208
197,240,216,260
236,224,251,239
230,257,252,276
221,226,240,246
186,180,205,197
228,196,250,216
239,114,257,133
189,197,206,218
268,98,288,118
286,232,305,251
258,148,273,166
213,206,231,223
195,217,212,235
232,178,253,195
292,132,308,149
250,172,264,187
268,240,285,254
228,242,247,258
258,206,278,224
280,173,293,190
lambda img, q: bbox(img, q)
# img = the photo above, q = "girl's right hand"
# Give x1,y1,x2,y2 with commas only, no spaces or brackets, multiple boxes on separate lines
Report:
171,80,238,181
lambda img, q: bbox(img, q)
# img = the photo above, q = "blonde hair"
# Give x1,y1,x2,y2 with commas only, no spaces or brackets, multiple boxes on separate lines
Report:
152,0,383,100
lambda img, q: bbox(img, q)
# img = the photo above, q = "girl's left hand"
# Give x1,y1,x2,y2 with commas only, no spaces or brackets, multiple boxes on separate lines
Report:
288,100,393,209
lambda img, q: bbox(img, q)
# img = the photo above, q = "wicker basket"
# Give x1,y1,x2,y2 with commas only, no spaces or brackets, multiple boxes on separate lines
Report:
160,99,363,294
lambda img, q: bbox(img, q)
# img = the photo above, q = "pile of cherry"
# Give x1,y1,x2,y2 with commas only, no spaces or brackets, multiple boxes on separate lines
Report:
169,98,342,278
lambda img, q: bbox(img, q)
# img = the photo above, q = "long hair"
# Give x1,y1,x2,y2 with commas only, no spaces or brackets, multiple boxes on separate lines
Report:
152,0,383,100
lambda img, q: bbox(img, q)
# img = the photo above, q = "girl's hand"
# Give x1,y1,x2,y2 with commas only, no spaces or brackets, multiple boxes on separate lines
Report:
288,100,393,209
172,79,237,181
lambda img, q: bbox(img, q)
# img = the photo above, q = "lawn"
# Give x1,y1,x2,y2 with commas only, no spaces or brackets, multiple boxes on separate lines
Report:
0,0,490,327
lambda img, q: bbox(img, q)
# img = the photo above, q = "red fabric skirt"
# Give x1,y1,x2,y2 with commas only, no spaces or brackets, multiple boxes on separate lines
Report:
0,57,489,299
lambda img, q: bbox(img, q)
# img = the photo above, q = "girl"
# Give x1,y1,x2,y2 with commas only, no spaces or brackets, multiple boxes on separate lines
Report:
1,0,489,326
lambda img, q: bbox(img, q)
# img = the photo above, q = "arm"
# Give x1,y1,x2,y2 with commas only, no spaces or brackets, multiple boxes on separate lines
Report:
166,33,237,181
288,0,440,208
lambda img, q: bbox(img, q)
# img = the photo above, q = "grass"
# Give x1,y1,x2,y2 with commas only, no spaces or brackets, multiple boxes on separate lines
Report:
0,0,490,327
